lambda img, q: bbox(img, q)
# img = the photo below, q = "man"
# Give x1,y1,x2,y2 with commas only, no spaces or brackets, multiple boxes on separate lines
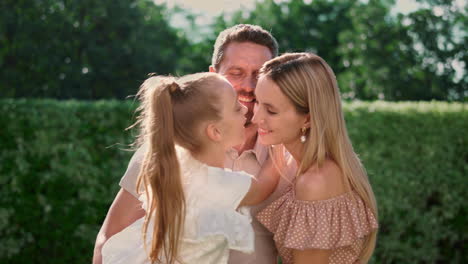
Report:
93,24,284,264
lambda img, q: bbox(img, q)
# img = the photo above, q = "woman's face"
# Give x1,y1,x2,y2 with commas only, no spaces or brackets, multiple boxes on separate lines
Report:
216,79,248,149
252,76,308,146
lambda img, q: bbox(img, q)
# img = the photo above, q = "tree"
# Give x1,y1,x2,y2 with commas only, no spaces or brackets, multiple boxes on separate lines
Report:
408,0,467,101
338,0,467,100
0,0,187,99
212,0,356,77
211,0,466,101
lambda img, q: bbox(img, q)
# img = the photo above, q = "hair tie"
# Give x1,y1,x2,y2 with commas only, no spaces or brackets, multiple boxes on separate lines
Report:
168,81,180,93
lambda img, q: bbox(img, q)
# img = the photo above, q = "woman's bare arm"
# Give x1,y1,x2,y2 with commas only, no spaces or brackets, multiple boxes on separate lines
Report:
239,154,280,206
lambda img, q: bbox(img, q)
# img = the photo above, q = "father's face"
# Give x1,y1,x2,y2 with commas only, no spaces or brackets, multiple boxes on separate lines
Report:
210,42,272,126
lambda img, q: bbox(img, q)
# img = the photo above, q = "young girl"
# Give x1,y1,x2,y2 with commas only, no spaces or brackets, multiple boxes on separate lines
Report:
253,53,378,264
102,72,279,264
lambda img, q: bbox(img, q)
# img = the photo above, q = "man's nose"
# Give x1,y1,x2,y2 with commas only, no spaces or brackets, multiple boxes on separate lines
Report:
242,75,256,92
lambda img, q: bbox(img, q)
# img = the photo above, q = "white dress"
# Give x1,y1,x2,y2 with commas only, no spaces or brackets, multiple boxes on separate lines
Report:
102,146,255,264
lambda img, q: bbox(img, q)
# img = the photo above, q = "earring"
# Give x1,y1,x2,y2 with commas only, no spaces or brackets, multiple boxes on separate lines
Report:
300,127,307,143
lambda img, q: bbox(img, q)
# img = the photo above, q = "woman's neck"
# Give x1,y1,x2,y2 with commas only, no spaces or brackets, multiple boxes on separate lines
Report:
284,139,305,167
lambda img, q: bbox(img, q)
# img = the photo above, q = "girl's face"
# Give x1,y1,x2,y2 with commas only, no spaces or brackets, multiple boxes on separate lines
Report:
252,76,309,146
216,79,248,149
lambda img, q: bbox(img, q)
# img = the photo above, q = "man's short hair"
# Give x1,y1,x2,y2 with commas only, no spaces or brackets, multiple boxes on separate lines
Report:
211,24,279,70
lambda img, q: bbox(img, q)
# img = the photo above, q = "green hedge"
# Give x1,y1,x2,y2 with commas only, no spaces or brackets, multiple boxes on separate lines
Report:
1,100,466,263
344,102,467,263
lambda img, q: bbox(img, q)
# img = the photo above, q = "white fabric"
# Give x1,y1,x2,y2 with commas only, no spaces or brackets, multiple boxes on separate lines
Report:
119,143,148,197
103,146,254,264
119,141,285,264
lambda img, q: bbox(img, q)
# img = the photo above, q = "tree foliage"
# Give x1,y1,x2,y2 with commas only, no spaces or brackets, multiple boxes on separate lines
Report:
1,0,466,101
211,0,467,101
338,0,467,100
1,0,185,99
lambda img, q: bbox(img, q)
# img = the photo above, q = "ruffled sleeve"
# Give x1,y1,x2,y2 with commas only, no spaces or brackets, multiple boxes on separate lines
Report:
256,189,378,250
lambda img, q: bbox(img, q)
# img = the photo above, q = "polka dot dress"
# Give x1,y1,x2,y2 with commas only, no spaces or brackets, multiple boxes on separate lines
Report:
256,186,378,264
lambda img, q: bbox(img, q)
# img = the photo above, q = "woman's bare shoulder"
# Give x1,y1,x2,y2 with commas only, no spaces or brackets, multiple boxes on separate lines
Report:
294,159,347,201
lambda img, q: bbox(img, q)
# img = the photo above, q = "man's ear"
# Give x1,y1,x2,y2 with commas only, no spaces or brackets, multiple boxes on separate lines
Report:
205,123,222,142
209,66,216,73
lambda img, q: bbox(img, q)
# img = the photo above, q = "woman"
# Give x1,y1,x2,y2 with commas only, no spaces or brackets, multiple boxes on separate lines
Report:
253,53,378,263
102,72,279,264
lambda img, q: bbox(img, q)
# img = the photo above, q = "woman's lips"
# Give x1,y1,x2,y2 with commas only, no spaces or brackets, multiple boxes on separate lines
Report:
258,128,271,135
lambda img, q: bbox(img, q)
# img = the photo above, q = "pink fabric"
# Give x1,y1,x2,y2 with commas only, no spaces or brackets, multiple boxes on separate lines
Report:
257,184,378,264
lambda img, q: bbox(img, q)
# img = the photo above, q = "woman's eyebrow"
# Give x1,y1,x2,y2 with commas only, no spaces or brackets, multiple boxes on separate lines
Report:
262,102,277,110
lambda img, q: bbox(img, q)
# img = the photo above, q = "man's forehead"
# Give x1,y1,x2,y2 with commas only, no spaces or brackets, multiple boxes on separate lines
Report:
220,42,272,70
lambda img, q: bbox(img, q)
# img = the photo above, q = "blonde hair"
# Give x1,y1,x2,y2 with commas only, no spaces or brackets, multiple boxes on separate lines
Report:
133,72,224,263
260,53,378,262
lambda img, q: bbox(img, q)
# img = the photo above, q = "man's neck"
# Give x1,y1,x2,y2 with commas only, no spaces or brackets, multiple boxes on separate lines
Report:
234,123,258,155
